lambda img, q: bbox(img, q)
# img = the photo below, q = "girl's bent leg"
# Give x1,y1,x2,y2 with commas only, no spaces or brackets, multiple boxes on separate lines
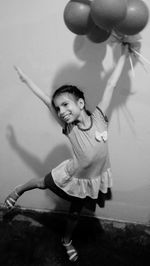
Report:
15,177,46,195
4,177,46,209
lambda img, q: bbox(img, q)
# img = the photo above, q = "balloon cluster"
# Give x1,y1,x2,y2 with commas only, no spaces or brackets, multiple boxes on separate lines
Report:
63,0,149,43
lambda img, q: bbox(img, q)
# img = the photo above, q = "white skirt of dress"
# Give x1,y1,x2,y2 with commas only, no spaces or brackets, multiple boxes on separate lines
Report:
52,159,112,199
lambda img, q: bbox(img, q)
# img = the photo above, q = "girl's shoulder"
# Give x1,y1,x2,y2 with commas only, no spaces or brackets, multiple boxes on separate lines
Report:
92,106,109,124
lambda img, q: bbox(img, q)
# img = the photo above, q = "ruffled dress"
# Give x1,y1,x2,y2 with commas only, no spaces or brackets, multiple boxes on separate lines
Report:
52,107,112,207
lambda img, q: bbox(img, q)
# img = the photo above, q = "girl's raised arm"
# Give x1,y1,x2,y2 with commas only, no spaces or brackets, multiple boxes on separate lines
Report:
98,44,128,115
14,66,52,110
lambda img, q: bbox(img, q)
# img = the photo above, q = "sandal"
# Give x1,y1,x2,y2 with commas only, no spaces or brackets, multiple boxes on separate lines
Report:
4,187,21,209
62,239,78,262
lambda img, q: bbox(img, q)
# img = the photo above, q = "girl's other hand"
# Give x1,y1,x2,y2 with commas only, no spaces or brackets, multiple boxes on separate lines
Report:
121,42,129,56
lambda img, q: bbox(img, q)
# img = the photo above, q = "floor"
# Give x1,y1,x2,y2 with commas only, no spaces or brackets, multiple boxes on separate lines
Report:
0,207,150,266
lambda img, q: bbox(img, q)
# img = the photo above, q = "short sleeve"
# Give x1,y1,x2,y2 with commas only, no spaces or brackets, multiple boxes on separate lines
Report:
94,106,109,123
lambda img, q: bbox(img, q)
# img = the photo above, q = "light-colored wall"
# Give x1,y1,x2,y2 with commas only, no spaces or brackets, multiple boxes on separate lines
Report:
0,0,150,224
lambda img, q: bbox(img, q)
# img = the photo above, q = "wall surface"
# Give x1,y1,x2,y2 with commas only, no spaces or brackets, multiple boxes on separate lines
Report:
0,0,150,224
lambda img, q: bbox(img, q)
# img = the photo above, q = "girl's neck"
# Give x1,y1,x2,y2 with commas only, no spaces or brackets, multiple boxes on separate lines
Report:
75,111,92,130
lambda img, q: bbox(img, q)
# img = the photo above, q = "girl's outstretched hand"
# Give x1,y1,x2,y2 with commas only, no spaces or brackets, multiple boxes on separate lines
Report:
14,66,29,83
14,65,51,108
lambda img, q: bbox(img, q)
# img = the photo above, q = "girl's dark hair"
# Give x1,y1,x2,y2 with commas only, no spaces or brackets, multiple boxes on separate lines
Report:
52,85,85,109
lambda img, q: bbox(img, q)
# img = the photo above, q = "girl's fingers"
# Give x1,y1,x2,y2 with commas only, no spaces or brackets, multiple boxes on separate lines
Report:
14,66,22,75
14,65,20,74
14,66,26,81
14,66,30,84
121,43,129,56
14,65,23,74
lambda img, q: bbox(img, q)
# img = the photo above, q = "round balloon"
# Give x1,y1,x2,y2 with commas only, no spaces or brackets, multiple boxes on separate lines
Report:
91,0,127,30
115,0,149,35
63,1,93,35
87,24,111,43
70,0,91,3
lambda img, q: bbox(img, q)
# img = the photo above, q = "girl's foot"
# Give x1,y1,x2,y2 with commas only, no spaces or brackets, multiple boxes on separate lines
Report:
62,239,78,262
4,186,21,209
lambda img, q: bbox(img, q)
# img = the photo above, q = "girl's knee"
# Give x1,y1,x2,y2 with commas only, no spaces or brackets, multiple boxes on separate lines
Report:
38,178,46,189
69,210,81,221
69,200,84,217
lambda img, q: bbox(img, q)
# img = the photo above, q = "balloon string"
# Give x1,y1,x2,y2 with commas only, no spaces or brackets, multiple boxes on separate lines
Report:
129,55,135,78
138,58,149,73
131,48,150,66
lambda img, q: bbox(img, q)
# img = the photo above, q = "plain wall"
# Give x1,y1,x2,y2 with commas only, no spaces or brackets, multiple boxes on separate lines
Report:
1,0,150,224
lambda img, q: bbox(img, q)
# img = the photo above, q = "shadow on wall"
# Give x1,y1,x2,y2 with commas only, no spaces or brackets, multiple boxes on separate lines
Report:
51,35,138,119
6,125,72,210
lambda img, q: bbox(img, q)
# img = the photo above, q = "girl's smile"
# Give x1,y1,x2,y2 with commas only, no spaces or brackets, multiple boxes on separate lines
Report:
62,113,72,122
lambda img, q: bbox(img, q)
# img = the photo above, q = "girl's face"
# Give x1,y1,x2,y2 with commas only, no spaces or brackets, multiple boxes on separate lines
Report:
53,93,85,123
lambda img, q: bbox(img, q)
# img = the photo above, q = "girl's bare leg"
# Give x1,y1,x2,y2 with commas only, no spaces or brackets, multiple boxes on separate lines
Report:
63,211,80,244
62,200,84,261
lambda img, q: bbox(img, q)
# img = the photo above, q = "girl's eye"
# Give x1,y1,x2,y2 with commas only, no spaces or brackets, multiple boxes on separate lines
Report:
63,103,68,107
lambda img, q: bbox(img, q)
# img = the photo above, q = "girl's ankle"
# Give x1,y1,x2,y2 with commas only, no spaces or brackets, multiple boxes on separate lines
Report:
62,237,71,245
15,185,23,197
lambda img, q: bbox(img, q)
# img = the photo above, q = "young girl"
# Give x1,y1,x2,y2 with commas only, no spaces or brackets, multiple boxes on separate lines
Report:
5,44,128,262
